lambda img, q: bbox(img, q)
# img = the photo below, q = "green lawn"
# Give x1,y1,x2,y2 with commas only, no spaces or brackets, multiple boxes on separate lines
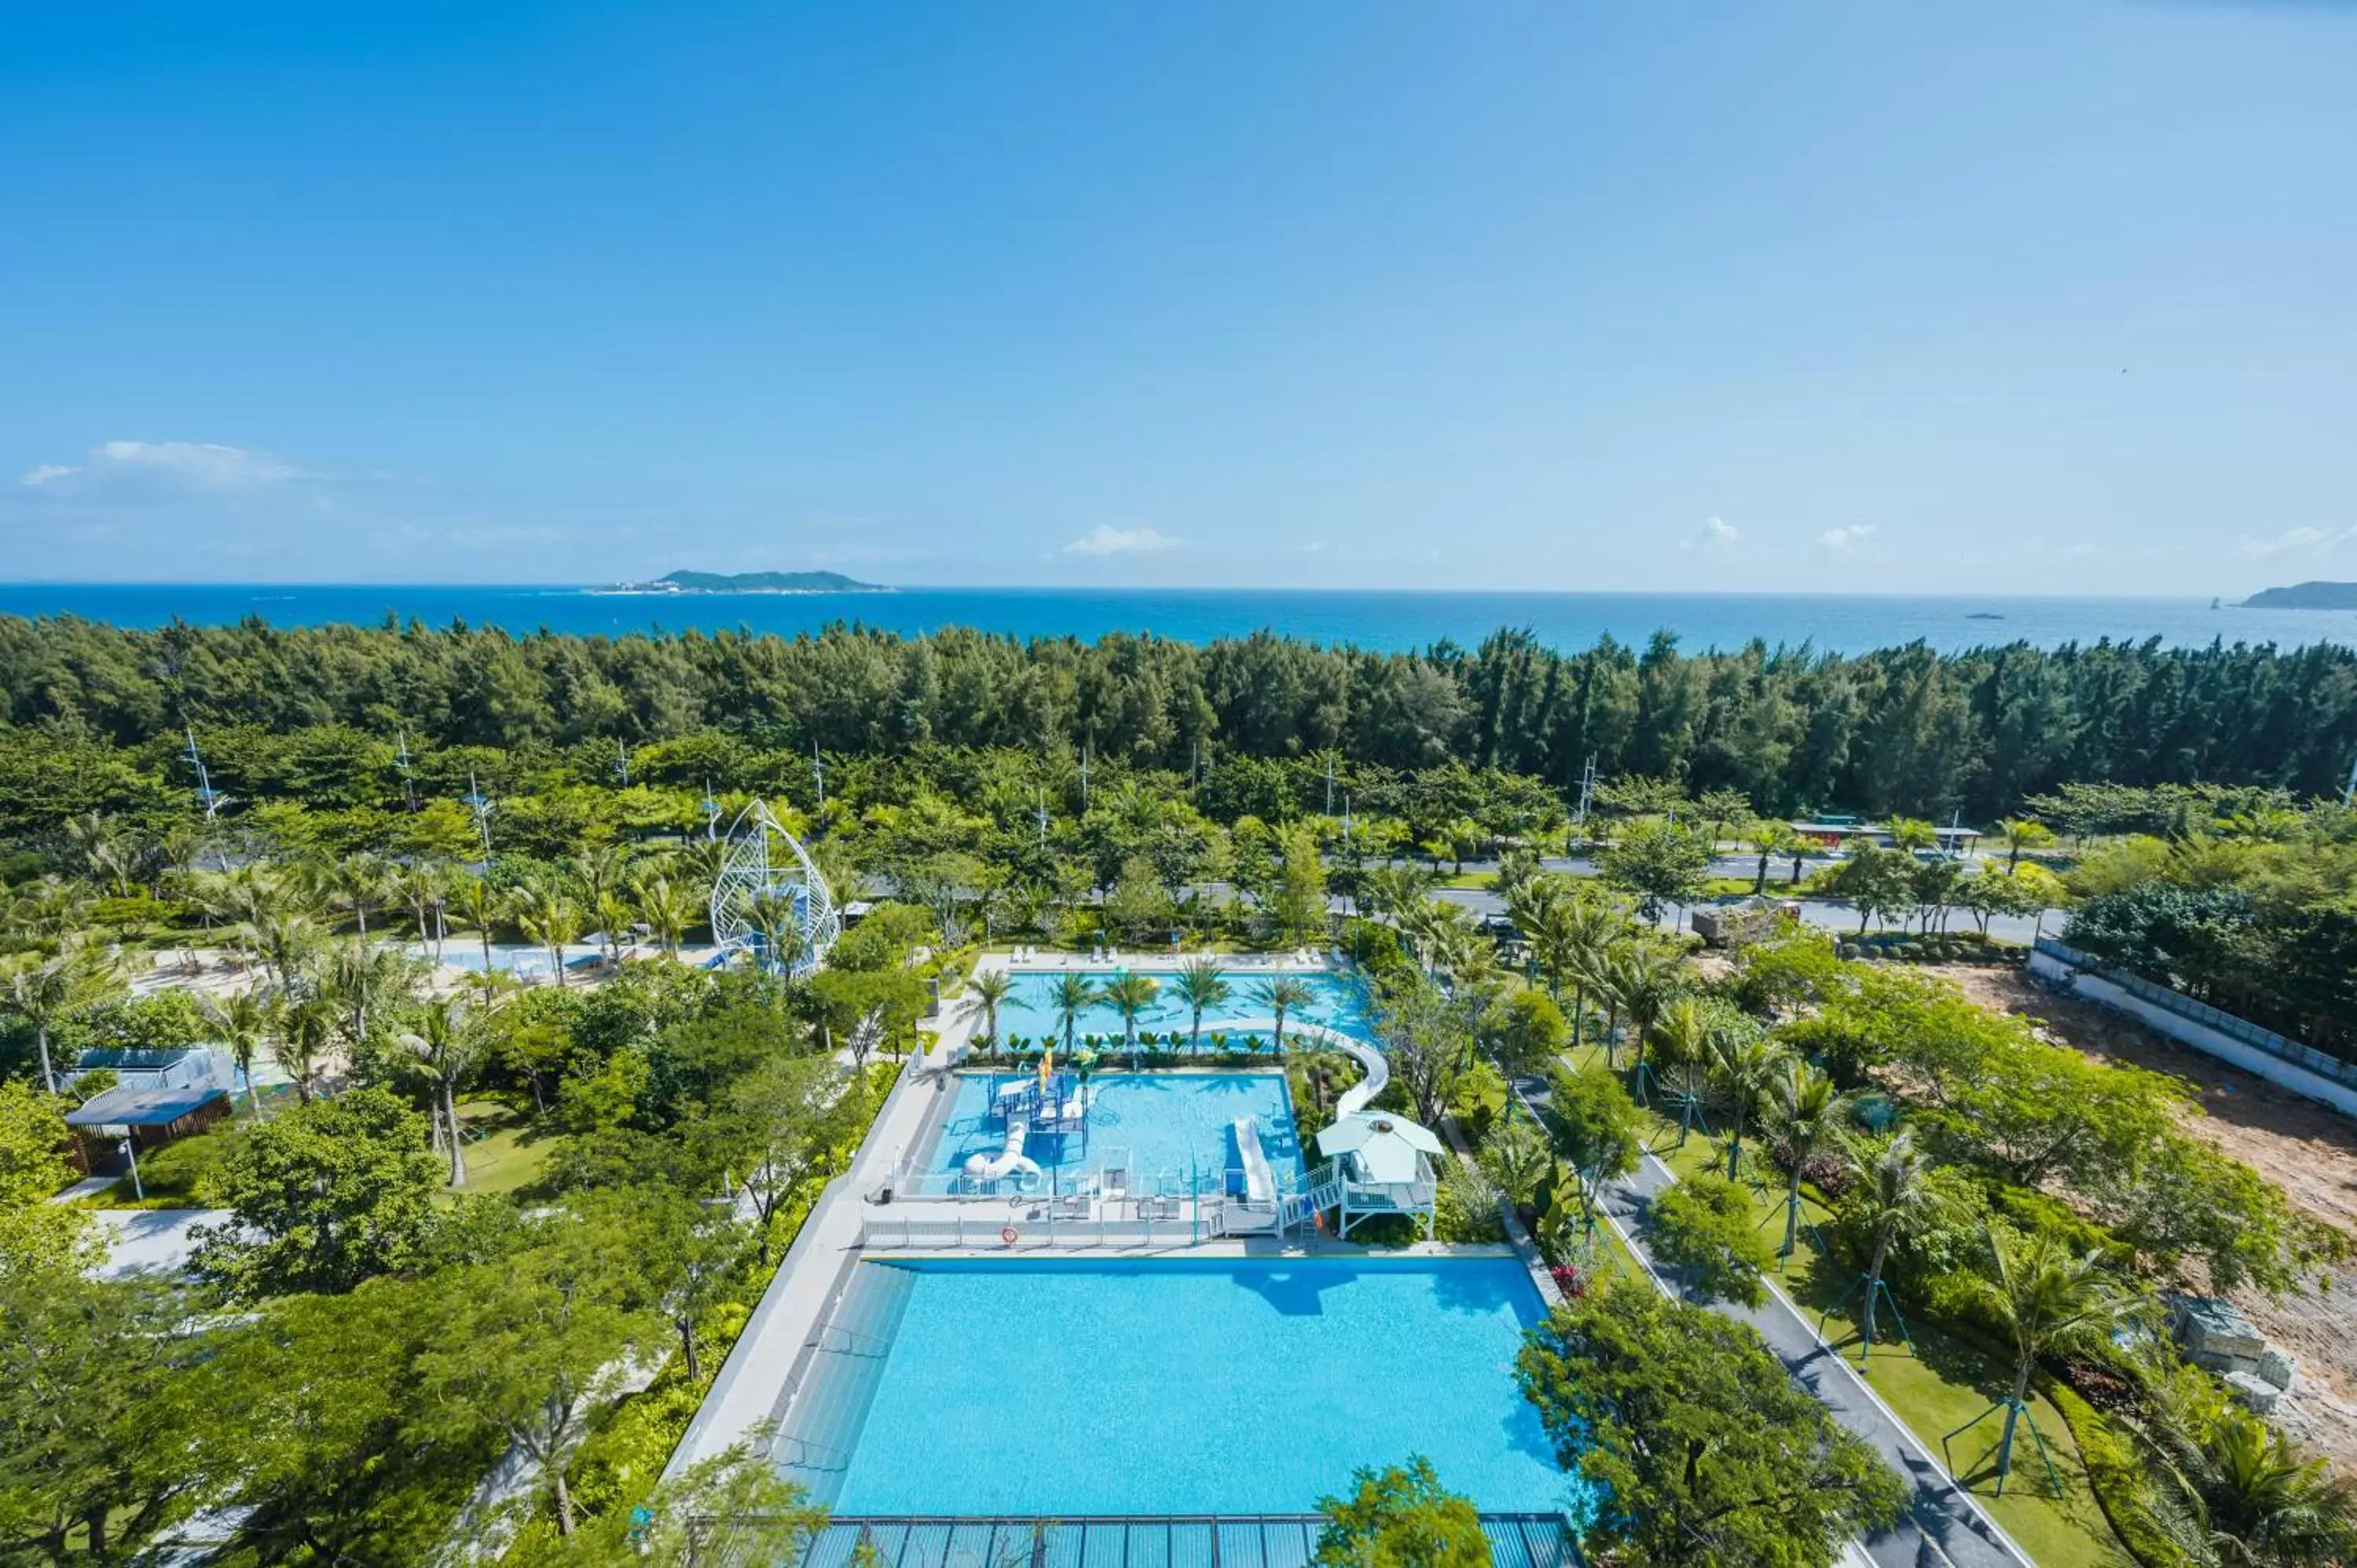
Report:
1559,1040,2134,1568
449,1099,555,1198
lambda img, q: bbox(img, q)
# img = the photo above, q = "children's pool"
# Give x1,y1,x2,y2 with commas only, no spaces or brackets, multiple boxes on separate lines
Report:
930,1071,1303,1190
794,1256,1581,1518
994,968,1373,1048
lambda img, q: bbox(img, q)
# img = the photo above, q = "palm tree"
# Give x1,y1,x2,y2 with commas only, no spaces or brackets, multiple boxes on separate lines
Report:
1101,971,1160,1071
1171,958,1230,1054
1748,821,1805,895
568,845,632,925
449,870,501,984
746,886,806,977
1515,891,1577,1002
1479,1115,1553,1217
957,969,1015,1050
1886,817,1939,856
633,875,691,958
1609,943,1684,1105
1964,1229,2141,1491
1710,1033,1787,1182
394,859,453,958
199,987,278,1117
1845,1131,1936,1355
1764,1058,1849,1260
1651,996,1714,1144
1253,976,1315,1062
324,939,420,1050
1557,899,1620,1046
2,941,121,1093
2139,1395,2357,1567
400,998,486,1187
596,891,636,969
1993,816,2058,874
1048,973,1097,1055
327,851,392,937
274,991,337,1104
510,884,582,986
1359,863,1436,925
247,909,322,991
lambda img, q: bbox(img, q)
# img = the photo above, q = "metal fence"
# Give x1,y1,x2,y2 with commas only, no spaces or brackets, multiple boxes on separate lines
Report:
862,1199,1248,1250
2034,937,2357,1086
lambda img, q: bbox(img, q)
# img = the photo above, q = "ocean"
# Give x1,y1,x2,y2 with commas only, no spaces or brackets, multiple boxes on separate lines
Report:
0,583,2349,657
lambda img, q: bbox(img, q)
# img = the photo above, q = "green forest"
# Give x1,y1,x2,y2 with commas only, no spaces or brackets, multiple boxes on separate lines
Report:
3,616,2354,819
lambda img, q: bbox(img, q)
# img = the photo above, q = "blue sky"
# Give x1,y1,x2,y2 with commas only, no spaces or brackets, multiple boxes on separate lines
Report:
2,2,2351,592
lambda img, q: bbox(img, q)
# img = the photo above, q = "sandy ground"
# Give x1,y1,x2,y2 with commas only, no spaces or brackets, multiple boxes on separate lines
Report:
1926,963,2357,1467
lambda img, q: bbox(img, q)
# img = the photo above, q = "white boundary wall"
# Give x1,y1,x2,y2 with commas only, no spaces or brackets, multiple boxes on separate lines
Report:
2028,948,2357,1119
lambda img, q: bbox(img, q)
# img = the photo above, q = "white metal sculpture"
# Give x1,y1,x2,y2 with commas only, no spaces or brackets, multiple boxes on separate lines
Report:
709,799,839,975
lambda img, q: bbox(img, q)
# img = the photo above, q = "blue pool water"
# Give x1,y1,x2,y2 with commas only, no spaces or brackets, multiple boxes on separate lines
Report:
831,1257,1579,1516
995,968,1373,1048
933,1072,1304,1188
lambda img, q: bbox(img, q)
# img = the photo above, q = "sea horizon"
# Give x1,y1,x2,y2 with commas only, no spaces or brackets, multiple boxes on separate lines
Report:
1,581,2350,658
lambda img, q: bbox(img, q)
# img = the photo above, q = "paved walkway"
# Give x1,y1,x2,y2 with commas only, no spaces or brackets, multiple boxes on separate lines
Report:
1513,1072,2029,1568
665,1009,981,1477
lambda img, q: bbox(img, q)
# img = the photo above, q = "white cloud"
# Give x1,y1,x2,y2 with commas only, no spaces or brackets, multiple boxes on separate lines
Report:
94,440,301,489
1817,522,1877,554
444,524,566,549
1062,524,1180,556
16,440,308,499
2236,525,2355,559
1680,515,1740,554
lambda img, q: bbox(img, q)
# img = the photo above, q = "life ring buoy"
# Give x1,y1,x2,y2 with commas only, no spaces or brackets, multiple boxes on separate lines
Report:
1000,1225,1020,1245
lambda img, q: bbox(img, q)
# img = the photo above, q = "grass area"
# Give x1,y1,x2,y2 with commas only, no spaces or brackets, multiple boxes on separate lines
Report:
449,1099,555,1198
1558,1039,2134,1568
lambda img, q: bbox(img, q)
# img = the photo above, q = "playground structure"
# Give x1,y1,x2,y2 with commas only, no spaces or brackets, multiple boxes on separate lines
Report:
962,1072,1093,1185
709,799,840,976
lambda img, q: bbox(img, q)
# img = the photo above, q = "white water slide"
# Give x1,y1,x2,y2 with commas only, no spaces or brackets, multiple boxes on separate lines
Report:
964,1119,1042,1183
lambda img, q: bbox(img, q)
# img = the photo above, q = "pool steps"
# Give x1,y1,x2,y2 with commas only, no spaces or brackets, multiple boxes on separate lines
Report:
777,1260,920,1503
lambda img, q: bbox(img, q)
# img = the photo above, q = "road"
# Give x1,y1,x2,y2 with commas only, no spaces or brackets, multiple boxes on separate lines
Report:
1513,1072,2030,1568
1424,885,2047,947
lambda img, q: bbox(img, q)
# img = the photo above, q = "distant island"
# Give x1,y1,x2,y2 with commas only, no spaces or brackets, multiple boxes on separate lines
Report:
596,570,889,595
2242,581,2357,610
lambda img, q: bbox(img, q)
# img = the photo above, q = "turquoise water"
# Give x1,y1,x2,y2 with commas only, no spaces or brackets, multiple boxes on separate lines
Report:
831,1257,1578,1516
933,1072,1304,1188
4,583,2347,654
996,968,1373,1048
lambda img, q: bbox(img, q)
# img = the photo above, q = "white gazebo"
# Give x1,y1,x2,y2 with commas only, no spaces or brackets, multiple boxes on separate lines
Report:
1307,1110,1442,1240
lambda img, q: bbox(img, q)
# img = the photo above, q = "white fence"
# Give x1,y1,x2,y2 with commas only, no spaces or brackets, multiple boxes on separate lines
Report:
2030,939,2357,1119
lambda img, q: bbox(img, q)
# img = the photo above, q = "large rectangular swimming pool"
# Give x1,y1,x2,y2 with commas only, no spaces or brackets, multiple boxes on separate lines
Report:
797,1256,1581,1518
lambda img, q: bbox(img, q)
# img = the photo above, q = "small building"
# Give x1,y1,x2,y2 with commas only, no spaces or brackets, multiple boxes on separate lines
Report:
1307,1111,1442,1240
61,1047,234,1173
1790,820,1982,856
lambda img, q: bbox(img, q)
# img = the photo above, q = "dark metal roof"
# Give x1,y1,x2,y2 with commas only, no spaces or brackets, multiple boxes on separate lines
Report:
767,1515,1580,1568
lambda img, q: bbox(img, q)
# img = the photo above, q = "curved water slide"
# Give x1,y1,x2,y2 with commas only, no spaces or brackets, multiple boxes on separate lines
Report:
963,1119,1042,1183
1217,1016,1389,1118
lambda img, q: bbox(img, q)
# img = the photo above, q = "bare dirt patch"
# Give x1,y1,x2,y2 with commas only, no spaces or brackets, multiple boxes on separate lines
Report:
1919,963,2357,1465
